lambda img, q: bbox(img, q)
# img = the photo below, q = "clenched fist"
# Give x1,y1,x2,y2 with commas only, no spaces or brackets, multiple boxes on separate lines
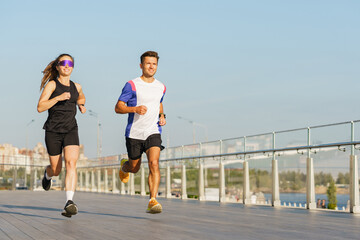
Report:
136,105,147,115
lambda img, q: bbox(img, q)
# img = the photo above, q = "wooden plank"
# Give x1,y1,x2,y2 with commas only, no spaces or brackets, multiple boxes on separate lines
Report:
2,207,74,240
0,191,359,240
0,228,11,240
0,214,30,240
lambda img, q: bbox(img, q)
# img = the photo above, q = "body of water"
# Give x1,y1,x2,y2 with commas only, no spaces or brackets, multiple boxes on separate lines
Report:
263,193,350,209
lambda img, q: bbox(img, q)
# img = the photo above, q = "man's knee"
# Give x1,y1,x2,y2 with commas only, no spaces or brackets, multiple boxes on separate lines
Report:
148,160,159,170
131,164,141,173
127,159,141,173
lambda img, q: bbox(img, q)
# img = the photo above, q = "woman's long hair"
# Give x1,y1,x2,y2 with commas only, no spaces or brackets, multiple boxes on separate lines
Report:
40,53,74,90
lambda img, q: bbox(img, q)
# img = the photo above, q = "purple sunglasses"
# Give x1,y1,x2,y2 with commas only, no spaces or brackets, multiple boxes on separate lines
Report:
58,60,74,67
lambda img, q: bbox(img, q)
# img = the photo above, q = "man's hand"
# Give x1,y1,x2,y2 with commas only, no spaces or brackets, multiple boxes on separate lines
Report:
159,116,166,126
136,105,147,115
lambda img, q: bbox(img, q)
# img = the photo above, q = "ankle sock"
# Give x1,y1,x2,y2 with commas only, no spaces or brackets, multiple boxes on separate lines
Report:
66,191,75,202
45,172,52,180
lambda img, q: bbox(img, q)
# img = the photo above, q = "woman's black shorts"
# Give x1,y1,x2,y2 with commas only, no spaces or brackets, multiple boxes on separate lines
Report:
45,128,79,156
126,134,164,160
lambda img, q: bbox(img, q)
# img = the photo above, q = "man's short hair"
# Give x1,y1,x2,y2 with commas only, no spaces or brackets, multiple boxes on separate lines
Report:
140,51,159,64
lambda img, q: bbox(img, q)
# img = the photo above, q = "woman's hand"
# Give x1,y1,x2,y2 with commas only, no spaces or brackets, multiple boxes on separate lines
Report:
78,104,86,113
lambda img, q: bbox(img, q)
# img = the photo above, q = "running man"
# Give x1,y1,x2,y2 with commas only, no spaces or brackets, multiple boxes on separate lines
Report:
115,51,166,214
37,53,86,217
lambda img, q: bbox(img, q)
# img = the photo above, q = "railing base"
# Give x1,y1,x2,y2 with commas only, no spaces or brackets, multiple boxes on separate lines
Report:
272,200,281,207
350,206,360,213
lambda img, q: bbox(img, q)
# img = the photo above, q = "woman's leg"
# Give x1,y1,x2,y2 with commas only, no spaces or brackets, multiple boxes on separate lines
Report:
46,154,63,177
63,145,79,192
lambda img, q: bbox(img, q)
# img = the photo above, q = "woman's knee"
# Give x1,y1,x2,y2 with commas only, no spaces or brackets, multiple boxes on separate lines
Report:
51,166,62,176
65,160,77,170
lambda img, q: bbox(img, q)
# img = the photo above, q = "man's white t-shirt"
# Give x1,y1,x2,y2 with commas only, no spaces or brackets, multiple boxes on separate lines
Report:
118,77,166,140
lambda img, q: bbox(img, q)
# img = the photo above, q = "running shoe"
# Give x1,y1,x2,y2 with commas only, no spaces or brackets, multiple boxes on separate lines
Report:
61,200,78,218
42,168,51,191
146,198,162,214
119,159,130,183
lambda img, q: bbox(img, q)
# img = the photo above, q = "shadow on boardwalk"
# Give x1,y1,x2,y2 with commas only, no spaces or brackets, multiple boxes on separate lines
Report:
0,191,359,240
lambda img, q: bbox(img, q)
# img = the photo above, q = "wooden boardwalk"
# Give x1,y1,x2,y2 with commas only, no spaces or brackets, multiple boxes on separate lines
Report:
0,191,359,240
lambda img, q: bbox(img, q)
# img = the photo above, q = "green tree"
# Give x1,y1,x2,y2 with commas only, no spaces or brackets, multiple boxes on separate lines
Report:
326,180,337,210
336,173,345,184
336,172,350,184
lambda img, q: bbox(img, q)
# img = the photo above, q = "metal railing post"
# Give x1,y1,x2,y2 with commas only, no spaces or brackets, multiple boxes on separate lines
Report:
33,168,37,190
350,121,360,213
104,169,109,193
181,162,187,199
219,140,226,202
79,171,83,191
204,164,208,188
141,164,146,196
85,170,89,192
198,143,205,201
243,160,251,204
12,165,17,190
243,136,251,204
166,162,171,198
120,181,126,195
91,170,96,192
127,176,130,194
199,160,205,201
130,173,135,195
112,168,119,194
350,155,360,213
219,160,225,202
29,165,34,191
97,169,101,192
306,127,316,209
272,132,281,206
181,146,187,199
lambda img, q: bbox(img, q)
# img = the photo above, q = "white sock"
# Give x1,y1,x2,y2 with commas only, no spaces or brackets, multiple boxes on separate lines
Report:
45,172,52,180
66,191,75,202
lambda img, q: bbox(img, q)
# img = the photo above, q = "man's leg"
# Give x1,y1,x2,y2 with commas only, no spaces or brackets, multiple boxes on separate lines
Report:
120,137,143,183
146,147,161,198
145,147,162,214
122,159,142,173
119,158,141,183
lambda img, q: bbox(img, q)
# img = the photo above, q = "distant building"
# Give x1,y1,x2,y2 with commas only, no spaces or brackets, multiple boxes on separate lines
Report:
0,143,89,171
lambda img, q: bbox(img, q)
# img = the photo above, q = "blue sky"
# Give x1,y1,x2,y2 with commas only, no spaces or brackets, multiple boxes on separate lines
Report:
0,0,359,158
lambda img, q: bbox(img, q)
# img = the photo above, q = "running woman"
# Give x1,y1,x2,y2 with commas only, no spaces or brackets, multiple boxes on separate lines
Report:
115,51,166,214
37,53,86,218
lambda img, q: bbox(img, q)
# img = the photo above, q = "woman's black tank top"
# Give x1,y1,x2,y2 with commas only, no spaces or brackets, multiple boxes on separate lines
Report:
43,79,79,133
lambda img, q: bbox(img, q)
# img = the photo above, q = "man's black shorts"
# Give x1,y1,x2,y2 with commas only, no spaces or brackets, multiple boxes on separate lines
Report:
45,128,79,156
126,134,164,160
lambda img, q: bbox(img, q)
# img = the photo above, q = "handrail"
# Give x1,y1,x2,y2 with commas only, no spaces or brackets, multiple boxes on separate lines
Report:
3,119,360,168
173,119,360,149
3,140,359,169
161,141,360,162
70,140,360,169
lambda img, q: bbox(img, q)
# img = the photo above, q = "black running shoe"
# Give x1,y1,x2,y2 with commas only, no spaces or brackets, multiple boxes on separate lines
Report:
61,200,78,218
42,168,51,191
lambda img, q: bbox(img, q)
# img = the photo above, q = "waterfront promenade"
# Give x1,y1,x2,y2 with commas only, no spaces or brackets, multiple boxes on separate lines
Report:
0,191,359,239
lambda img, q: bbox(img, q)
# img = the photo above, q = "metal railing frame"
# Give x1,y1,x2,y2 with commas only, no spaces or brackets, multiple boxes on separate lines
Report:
2,120,360,213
